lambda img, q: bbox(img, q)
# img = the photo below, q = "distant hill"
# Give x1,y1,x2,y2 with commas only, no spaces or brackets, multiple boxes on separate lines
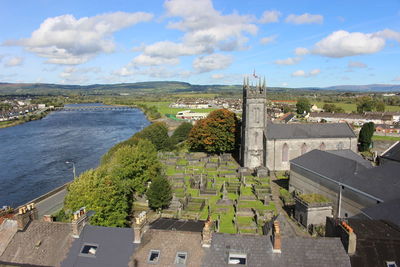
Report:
0,81,399,95
322,84,400,92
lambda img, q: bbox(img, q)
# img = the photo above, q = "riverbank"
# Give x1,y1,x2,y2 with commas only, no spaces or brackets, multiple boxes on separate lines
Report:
0,109,51,129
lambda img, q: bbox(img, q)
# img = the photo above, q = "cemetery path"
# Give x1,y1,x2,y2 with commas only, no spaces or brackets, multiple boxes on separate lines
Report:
270,173,309,238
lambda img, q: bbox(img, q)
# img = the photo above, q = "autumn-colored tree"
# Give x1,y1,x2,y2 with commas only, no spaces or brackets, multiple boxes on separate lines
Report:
187,109,240,154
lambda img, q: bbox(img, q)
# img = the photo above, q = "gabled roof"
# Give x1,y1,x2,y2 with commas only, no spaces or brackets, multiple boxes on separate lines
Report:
61,225,135,267
266,123,356,139
202,233,351,267
290,149,370,183
150,218,205,232
0,221,72,267
362,198,400,227
327,150,373,169
131,229,204,267
346,219,400,267
381,141,400,162
291,150,400,202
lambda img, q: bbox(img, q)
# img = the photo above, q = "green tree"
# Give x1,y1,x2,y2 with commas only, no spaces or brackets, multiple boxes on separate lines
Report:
375,101,385,112
170,122,193,146
106,139,161,195
296,98,311,114
133,122,170,151
188,109,240,154
146,176,172,211
356,96,375,113
358,122,375,152
323,103,345,113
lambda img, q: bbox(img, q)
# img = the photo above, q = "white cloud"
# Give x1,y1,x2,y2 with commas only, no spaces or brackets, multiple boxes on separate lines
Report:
133,0,257,67
211,73,224,79
274,57,301,65
259,10,281,23
373,29,400,42
292,70,306,77
260,35,277,45
131,54,180,66
285,13,323,24
113,67,135,77
312,30,386,58
348,61,367,68
294,47,309,56
5,12,153,65
4,56,24,67
393,76,400,82
292,69,320,77
193,54,233,73
310,69,321,76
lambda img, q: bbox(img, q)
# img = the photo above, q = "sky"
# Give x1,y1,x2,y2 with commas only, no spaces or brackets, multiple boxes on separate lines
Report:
0,0,399,87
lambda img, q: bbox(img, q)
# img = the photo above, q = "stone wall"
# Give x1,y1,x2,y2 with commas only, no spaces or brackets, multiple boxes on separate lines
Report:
294,198,333,228
266,137,357,171
289,164,378,217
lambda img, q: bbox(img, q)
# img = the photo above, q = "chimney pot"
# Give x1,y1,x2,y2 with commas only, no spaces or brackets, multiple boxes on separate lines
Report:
273,221,282,253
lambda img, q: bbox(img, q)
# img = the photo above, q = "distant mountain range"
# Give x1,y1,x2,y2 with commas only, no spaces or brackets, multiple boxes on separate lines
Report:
0,81,399,95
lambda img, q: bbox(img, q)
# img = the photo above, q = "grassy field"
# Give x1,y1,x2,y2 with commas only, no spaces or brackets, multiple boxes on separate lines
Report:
141,101,216,116
313,102,400,113
372,135,400,141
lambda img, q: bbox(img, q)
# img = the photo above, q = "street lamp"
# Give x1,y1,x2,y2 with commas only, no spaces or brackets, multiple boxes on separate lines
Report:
66,161,76,179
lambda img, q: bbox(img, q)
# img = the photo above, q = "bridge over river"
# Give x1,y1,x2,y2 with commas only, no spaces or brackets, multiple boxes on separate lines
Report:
56,105,133,111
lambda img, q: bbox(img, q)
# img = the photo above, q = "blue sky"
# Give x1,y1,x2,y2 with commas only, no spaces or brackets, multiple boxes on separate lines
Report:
0,0,399,87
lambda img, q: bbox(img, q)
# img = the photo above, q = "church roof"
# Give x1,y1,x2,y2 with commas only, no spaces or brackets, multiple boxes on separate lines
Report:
266,123,356,139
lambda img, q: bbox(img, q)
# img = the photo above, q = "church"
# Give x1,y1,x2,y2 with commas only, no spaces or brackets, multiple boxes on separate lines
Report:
240,78,357,171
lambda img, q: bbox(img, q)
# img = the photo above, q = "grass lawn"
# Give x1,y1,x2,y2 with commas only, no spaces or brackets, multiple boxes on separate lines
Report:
372,135,400,141
141,101,216,116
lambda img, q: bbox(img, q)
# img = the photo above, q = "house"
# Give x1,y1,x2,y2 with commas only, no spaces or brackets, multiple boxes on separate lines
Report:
308,112,396,125
326,218,400,267
289,149,400,218
176,110,209,121
380,141,400,165
375,124,400,134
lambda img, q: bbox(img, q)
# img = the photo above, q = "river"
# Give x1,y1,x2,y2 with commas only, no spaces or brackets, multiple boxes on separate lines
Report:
0,103,150,207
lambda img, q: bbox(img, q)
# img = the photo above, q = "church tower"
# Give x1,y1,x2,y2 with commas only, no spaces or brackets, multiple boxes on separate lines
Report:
240,76,267,169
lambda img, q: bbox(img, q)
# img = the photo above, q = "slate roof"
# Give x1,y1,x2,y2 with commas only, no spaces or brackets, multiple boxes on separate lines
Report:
291,150,400,202
362,198,400,227
346,219,400,267
327,150,372,169
0,221,72,267
381,141,400,163
61,225,135,267
130,229,204,267
201,233,351,267
266,123,356,139
150,218,205,232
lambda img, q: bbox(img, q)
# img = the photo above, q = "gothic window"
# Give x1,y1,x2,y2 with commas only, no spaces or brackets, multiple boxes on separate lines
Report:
301,143,307,155
337,142,344,150
320,142,326,151
254,132,258,145
254,107,260,123
282,143,289,162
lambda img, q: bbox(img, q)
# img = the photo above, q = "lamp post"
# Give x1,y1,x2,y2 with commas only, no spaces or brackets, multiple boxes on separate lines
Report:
66,161,76,179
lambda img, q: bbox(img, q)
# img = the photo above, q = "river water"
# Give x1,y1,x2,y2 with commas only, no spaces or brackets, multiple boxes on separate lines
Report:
0,103,150,207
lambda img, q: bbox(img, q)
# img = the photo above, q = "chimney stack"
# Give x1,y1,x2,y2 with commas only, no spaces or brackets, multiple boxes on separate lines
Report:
71,207,88,238
133,211,147,244
272,221,281,253
340,221,357,255
202,217,213,248
14,203,38,230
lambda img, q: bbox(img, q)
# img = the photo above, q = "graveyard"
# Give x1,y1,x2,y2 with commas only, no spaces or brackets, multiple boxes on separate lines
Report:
134,152,277,235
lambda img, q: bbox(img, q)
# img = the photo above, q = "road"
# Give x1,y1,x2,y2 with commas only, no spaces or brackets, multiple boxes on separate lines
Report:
35,189,67,217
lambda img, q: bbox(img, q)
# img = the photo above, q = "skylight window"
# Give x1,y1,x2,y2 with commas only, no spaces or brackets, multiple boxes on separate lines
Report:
228,253,247,265
386,261,397,267
148,250,160,263
79,243,98,258
175,252,187,265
